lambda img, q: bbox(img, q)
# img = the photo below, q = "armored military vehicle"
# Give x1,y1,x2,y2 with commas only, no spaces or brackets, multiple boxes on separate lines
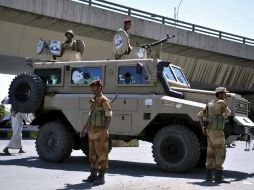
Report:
8,33,254,173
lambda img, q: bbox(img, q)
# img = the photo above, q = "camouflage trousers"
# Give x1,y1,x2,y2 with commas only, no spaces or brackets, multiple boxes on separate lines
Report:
88,126,109,171
206,129,226,169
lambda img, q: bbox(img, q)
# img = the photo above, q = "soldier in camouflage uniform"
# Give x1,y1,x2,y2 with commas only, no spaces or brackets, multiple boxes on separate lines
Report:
80,80,112,185
53,30,82,60
198,87,231,183
61,30,81,55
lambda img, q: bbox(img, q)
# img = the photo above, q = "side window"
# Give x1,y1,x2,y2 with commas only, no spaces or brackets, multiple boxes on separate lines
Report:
34,68,62,85
71,67,102,85
163,67,177,82
118,66,149,84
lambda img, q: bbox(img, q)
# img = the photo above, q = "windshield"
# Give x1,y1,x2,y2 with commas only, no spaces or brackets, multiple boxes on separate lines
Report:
172,66,189,85
163,67,177,82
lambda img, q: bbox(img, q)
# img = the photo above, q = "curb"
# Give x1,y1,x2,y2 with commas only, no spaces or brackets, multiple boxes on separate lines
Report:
112,139,139,147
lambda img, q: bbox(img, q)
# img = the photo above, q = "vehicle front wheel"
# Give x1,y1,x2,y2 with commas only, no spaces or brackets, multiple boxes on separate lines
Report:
152,125,200,173
36,121,74,162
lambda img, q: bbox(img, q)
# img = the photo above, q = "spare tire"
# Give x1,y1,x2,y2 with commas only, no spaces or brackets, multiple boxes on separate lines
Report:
9,73,45,113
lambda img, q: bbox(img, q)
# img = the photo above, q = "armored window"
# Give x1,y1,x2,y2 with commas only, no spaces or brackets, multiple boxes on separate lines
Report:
71,67,102,85
118,66,149,84
34,68,62,85
172,66,189,85
163,67,177,82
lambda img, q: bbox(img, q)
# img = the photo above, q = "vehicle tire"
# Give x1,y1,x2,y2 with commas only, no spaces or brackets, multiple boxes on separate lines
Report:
9,73,45,113
80,136,113,157
36,121,74,162
152,125,200,173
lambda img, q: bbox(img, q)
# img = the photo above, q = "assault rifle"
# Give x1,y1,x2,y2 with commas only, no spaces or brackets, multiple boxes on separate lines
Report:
203,100,209,131
139,34,175,49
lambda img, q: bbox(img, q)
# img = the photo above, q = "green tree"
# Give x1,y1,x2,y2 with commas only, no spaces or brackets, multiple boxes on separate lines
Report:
0,104,5,120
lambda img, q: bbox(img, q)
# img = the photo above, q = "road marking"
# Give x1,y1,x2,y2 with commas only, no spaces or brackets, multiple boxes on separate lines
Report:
243,181,253,185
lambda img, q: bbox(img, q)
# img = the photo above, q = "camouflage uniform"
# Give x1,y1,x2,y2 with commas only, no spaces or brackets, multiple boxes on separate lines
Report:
198,98,231,169
198,87,231,183
61,30,80,54
88,93,112,171
62,40,80,52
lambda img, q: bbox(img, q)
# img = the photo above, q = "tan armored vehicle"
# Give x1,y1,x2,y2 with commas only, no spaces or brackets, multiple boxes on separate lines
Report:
8,34,254,173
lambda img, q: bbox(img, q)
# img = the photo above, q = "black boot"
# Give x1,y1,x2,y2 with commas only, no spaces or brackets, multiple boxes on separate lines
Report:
84,169,97,182
215,169,230,184
3,147,11,155
93,170,105,185
19,148,25,153
206,169,213,182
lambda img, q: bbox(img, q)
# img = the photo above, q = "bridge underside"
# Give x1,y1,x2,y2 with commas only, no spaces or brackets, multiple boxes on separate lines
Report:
0,6,254,94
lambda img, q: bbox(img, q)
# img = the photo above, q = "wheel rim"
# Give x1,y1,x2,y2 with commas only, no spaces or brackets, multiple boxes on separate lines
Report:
15,83,31,102
43,131,60,152
160,136,185,164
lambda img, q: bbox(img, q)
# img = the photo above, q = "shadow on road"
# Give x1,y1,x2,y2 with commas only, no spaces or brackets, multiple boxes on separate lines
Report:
56,181,93,190
189,170,254,187
0,156,89,172
0,155,201,178
1,155,253,184
0,153,15,157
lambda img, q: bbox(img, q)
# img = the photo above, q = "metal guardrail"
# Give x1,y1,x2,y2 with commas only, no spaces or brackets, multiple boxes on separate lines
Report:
74,0,254,46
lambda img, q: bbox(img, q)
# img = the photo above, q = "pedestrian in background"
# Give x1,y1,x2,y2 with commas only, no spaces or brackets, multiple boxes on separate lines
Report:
3,108,32,155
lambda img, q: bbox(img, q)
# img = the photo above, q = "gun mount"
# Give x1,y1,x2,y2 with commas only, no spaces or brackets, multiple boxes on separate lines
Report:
139,34,175,49
113,30,175,60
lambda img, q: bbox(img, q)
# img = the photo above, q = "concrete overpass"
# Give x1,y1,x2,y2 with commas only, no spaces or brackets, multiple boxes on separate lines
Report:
0,0,254,94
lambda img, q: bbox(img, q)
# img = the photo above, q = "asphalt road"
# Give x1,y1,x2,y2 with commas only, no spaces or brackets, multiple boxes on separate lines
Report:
0,140,254,190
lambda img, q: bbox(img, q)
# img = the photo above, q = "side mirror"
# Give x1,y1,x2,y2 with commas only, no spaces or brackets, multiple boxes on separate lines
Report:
136,62,144,74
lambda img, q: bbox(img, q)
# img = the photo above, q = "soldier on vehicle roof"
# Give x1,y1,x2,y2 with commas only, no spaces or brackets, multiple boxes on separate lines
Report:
122,18,132,55
61,30,81,55
198,87,231,184
51,30,80,60
114,18,133,59
80,80,112,185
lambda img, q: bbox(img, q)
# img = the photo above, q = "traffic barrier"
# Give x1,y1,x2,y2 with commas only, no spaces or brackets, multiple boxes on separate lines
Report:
0,126,39,139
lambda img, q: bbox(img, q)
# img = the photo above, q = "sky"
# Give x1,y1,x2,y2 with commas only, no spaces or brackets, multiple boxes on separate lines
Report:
108,0,254,38
1,0,254,102
0,74,15,103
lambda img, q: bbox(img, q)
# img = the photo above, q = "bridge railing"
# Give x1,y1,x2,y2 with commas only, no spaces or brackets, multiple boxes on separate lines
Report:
75,0,254,46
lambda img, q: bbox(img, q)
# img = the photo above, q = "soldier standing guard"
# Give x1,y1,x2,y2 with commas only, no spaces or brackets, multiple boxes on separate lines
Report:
122,18,132,55
80,80,112,185
61,30,81,55
114,19,133,59
198,87,231,183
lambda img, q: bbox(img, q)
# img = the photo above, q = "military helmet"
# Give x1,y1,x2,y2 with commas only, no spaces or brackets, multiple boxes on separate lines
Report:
65,30,74,38
215,87,228,93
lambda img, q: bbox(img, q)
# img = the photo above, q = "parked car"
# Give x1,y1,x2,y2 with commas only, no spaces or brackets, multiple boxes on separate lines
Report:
0,114,11,128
